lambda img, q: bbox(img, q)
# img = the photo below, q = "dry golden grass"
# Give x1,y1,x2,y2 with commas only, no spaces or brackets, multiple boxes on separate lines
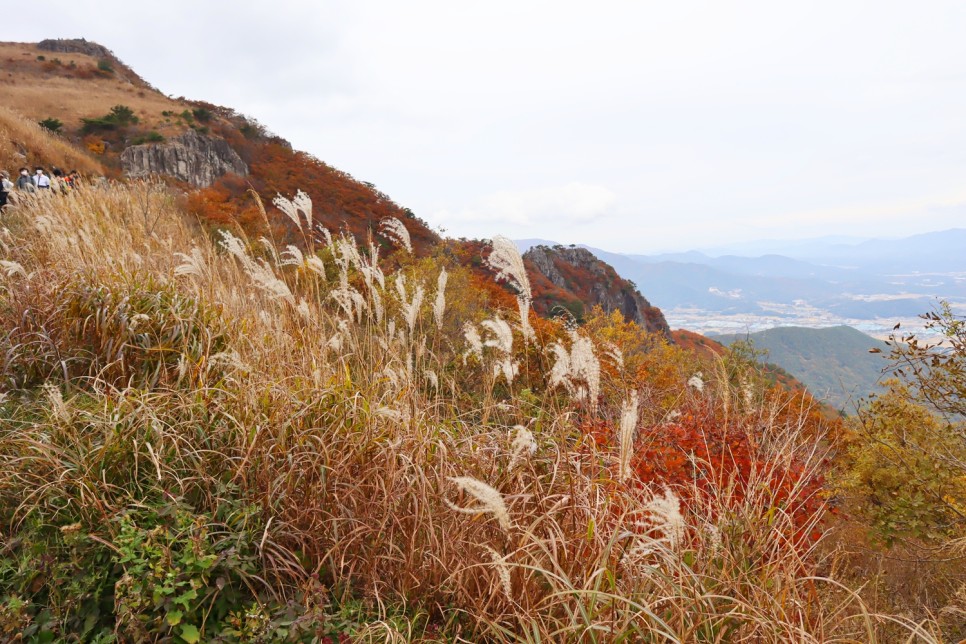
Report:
0,41,198,137
0,106,104,175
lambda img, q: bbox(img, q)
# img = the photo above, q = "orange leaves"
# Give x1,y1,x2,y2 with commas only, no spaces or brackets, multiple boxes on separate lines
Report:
579,401,829,550
185,137,439,253
84,135,106,155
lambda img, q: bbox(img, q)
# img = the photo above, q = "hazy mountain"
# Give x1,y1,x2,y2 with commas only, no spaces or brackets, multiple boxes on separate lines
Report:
518,231,966,336
710,326,892,411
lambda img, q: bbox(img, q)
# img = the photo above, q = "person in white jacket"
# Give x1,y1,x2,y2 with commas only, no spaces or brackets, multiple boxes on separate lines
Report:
34,167,51,190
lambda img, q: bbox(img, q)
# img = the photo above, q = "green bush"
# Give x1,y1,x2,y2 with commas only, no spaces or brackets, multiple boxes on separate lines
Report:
191,107,212,123
81,104,139,134
0,500,293,642
131,131,165,145
38,117,63,133
97,59,114,74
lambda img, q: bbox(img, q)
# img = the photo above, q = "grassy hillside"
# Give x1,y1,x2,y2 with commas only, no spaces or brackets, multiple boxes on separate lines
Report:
0,106,105,176
1,41,194,140
712,326,890,411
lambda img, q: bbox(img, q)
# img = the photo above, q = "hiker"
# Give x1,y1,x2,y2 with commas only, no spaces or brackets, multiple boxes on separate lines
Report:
65,169,79,190
16,168,35,192
34,167,51,190
51,168,68,194
0,171,12,210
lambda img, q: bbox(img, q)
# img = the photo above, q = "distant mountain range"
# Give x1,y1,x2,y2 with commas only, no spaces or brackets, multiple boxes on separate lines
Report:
518,229,966,336
709,326,892,411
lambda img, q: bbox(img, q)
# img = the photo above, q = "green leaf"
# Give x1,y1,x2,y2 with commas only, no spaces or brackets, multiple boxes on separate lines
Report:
166,610,183,626
174,588,198,608
180,623,200,643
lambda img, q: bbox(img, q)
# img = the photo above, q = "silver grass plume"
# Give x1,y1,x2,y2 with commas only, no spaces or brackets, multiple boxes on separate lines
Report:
208,349,249,374
43,382,69,423
379,217,413,253
433,268,448,329
0,260,27,278
605,342,624,370
173,247,208,280
623,487,686,570
296,298,311,321
305,255,326,276
641,487,685,550
258,237,281,266
329,286,368,322
481,317,518,385
394,273,408,303
463,323,483,363
548,342,572,389
481,317,514,354
688,372,705,392
369,285,384,324
446,476,512,531
402,284,425,332
485,236,531,299
619,391,639,482
273,190,313,232
509,425,537,469
493,358,519,385
217,231,294,302
548,331,600,412
280,244,305,266
484,546,513,599
317,223,333,248
486,236,533,339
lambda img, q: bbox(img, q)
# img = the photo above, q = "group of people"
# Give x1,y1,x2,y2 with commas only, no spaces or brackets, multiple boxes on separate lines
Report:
0,166,81,210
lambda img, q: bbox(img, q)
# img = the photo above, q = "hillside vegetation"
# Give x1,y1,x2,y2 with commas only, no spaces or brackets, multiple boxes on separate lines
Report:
712,326,890,411
0,177,962,641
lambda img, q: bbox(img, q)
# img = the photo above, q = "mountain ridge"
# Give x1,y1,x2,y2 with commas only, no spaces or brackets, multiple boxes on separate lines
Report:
710,325,892,410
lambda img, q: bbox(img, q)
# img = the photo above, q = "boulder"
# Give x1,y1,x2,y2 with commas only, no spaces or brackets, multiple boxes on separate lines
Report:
37,39,113,59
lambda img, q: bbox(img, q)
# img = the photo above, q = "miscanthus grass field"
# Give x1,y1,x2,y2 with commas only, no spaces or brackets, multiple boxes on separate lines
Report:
0,182,959,641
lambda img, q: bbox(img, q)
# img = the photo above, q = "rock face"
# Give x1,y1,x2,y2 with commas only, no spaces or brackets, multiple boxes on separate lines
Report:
524,245,671,337
120,129,248,187
37,39,113,59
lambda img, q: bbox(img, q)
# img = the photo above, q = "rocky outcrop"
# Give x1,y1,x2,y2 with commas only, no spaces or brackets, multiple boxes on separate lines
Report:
120,129,248,187
37,39,113,59
524,245,671,337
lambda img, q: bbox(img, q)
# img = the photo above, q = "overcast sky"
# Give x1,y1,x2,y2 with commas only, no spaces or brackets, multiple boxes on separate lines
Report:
9,1,966,253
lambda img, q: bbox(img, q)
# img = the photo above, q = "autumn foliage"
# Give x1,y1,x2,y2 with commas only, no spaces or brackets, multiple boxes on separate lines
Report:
187,134,439,255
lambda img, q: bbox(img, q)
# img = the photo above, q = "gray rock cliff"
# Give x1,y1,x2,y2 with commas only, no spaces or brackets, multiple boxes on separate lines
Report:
525,245,671,337
120,129,248,187
37,38,113,59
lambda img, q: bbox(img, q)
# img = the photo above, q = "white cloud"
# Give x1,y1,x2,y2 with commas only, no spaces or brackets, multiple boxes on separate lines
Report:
436,183,617,228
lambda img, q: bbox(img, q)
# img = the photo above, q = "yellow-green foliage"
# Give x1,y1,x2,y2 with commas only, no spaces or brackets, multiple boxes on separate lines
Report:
840,381,966,543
